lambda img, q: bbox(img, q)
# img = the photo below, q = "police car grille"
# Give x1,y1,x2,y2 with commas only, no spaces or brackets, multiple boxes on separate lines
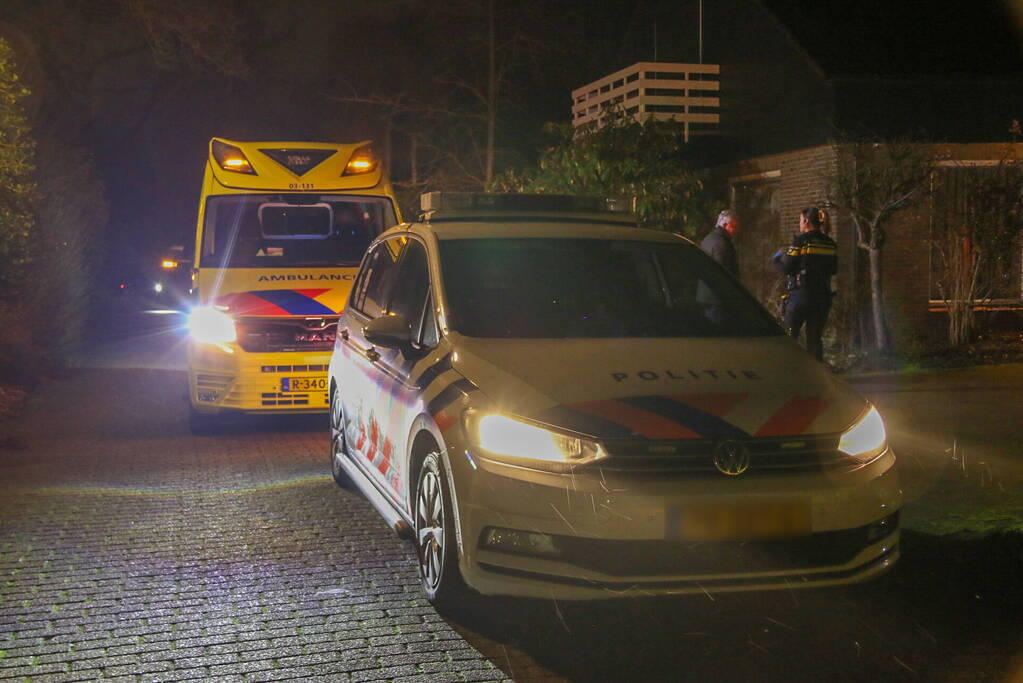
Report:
543,523,872,576
600,435,848,474
236,320,337,353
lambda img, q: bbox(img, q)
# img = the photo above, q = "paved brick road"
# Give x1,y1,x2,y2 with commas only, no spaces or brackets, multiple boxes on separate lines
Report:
0,316,1020,682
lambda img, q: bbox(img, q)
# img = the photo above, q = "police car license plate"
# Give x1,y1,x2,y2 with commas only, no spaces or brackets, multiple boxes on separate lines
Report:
281,377,327,392
668,502,810,541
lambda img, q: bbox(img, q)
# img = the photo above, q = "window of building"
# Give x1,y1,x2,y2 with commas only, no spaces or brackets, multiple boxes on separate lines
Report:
645,71,686,80
646,87,685,97
688,88,718,97
646,104,684,113
589,89,598,97
626,72,638,83
588,105,598,114
625,106,639,115
929,165,1023,303
730,177,781,306
689,105,718,114
612,79,623,89
576,96,585,104
600,84,610,93
613,95,623,103
626,89,639,99
689,73,719,81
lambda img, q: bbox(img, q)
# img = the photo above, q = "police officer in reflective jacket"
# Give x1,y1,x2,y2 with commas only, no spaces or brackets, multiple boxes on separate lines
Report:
773,207,837,362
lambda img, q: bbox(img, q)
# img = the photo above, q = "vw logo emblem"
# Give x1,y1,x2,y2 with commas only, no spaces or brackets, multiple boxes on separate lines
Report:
713,440,751,476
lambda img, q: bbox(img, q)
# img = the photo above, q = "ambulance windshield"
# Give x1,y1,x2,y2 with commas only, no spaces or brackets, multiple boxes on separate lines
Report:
440,238,784,338
200,195,397,268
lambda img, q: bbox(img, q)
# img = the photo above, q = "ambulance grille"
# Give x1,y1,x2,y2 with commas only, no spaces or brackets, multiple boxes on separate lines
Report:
260,364,329,373
600,435,848,474
237,320,338,353
261,392,310,407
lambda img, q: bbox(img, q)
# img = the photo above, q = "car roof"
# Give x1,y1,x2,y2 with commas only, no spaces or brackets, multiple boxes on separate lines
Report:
381,219,691,244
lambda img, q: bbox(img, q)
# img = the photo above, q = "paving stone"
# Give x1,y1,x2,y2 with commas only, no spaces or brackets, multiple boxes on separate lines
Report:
0,366,546,682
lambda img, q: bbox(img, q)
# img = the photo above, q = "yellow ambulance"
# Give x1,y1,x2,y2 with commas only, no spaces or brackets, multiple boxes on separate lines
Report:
186,138,401,433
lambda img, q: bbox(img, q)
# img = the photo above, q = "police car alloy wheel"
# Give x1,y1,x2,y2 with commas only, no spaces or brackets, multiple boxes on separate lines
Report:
329,387,356,490
415,452,466,608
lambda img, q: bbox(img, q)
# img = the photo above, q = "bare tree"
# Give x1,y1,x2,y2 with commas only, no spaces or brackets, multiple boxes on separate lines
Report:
932,156,1023,346
826,139,935,353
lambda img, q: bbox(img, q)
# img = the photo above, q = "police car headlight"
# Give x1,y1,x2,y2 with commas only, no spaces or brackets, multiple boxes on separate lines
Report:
838,405,888,463
464,410,607,472
187,306,237,345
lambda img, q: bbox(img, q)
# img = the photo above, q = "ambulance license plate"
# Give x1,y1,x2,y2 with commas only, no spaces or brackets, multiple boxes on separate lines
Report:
281,377,327,392
668,502,810,541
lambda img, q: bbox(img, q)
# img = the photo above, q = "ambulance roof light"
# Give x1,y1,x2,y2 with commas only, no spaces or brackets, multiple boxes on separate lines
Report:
420,192,635,215
344,145,379,176
211,139,256,175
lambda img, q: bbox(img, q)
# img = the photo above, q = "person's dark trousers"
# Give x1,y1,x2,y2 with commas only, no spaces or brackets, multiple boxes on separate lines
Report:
784,290,831,362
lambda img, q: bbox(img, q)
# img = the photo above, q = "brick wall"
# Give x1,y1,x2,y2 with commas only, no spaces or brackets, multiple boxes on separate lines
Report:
717,142,1023,352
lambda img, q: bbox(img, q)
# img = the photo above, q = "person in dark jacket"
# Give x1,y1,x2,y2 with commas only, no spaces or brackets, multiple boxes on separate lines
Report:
700,209,740,277
773,207,838,362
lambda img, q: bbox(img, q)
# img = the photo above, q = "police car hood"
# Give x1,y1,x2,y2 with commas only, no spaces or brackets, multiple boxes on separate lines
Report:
451,335,867,439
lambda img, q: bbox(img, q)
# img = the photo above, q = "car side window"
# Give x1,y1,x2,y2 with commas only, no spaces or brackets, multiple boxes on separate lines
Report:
419,291,439,347
352,237,406,318
386,239,432,344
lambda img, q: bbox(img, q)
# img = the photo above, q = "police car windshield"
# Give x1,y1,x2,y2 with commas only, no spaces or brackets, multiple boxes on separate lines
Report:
440,238,783,338
200,195,397,268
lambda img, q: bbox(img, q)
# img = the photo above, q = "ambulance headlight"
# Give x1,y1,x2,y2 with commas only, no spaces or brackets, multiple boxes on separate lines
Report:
838,405,888,463
463,410,607,472
187,306,237,344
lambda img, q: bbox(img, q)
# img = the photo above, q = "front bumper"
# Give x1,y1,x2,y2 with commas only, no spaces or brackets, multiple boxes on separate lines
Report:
187,342,331,413
450,447,902,600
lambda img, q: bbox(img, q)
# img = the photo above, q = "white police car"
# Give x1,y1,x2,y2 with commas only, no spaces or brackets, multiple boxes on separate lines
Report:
327,192,901,607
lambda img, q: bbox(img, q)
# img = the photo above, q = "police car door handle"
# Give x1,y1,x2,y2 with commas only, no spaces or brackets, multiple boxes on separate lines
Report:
339,328,349,341
366,347,380,362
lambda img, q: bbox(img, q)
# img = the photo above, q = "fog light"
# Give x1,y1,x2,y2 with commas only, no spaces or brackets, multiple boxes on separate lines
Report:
866,511,900,543
481,527,560,558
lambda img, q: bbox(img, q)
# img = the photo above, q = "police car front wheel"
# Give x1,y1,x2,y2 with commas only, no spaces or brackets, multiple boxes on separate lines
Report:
415,452,467,610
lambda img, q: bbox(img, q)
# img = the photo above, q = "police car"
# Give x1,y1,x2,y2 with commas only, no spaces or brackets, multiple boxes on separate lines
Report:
327,192,901,607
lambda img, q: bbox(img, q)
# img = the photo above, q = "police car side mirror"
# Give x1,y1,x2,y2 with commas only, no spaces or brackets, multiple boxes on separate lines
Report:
363,314,413,354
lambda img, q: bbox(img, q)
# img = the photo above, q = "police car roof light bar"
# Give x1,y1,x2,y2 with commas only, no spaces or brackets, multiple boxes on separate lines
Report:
420,192,634,215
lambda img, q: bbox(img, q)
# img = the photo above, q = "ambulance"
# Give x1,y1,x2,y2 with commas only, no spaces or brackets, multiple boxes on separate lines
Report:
186,138,400,433
327,192,901,608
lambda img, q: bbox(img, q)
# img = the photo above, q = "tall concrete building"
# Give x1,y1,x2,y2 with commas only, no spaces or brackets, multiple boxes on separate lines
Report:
570,61,719,141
